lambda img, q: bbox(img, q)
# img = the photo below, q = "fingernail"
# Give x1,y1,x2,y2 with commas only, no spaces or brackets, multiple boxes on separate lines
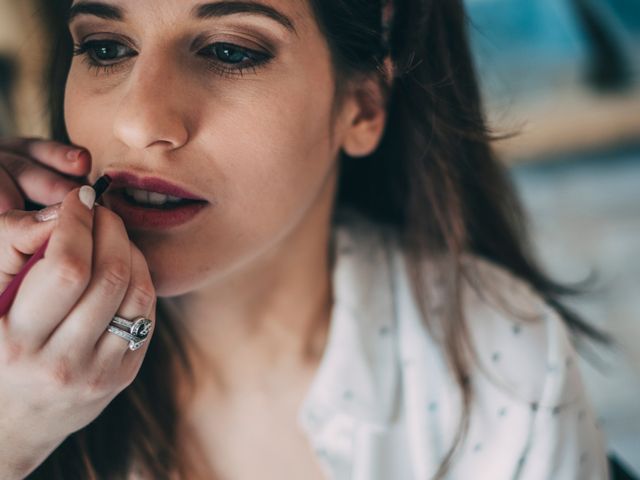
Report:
67,148,89,163
79,185,96,210
34,203,61,222
66,149,80,161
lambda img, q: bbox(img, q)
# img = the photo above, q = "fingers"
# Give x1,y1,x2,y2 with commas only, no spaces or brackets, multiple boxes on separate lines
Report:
7,187,95,351
44,204,133,361
0,208,59,292
0,163,25,213
0,137,91,178
93,240,156,386
0,137,91,212
0,150,88,208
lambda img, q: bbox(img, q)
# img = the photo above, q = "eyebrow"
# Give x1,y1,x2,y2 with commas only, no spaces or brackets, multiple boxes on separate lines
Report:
67,1,297,35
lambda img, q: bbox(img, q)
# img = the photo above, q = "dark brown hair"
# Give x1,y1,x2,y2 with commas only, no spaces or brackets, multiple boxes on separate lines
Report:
30,0,610,478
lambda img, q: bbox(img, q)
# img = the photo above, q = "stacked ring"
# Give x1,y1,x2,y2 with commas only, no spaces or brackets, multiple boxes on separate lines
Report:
106,315,153,351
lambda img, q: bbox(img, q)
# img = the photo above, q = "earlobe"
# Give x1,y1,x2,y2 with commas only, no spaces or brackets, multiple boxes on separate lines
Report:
340,79,388,158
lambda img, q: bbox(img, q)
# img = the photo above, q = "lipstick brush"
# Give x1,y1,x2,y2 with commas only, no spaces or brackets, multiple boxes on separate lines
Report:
0,175,112,316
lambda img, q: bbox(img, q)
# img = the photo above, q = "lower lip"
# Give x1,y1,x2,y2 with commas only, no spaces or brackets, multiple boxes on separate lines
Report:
104,191,209,230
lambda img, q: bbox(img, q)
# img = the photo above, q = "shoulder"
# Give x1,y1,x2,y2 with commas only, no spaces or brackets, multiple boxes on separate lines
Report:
453,252,584,408
384,236,585,409
329,217,606,475
452,255,609,478
332,210,584,408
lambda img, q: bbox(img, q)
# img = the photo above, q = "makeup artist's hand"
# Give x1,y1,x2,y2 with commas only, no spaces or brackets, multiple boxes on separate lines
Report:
0,187,156,479
0,136,90,214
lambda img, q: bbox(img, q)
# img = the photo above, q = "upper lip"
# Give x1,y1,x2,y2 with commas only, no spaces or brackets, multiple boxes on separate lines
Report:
103,170,208,201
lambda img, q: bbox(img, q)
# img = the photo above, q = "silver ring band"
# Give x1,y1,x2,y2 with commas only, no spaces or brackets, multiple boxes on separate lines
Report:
106,325,148,351
106,315,153,351
109,315,153,339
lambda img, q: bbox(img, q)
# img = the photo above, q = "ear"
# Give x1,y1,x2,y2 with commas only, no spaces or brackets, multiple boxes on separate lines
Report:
339,76,389,158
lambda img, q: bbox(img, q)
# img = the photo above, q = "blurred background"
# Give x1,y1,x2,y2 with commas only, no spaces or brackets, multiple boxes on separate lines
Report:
0,0,638,476
466,0,640,476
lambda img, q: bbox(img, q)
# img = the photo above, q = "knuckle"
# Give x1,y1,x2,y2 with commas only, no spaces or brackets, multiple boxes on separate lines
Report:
54,255,91,289
130,282,156,311
0,337,24,365
48,355,76,387
99,259,130,294
86,362,113,394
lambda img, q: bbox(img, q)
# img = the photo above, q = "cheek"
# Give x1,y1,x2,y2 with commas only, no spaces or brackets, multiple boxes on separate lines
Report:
206,68,338,229
63,74,83,141
64,71,117,154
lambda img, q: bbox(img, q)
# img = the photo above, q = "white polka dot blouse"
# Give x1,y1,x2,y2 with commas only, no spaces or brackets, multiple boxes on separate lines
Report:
296,206,609,479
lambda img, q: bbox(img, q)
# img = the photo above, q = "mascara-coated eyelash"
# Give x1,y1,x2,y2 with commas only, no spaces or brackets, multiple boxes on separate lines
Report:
71,40,273,78
72,41,133,76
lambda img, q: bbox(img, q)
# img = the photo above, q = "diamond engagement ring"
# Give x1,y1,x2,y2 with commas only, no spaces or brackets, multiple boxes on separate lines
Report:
107,315,153,351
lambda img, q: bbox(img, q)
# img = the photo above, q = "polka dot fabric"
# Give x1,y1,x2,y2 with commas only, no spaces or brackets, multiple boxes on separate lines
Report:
296,207,609,479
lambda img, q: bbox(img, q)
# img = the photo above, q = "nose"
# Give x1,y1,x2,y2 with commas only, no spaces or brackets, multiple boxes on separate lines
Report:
112,50,191,152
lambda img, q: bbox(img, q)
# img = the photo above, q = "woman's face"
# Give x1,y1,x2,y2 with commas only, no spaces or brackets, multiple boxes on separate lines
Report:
64,0,361,297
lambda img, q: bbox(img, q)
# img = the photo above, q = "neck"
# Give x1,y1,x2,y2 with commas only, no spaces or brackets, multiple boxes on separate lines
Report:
164,209,337,399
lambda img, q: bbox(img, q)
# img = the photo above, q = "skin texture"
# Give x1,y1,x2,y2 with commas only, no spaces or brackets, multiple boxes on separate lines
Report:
64,1,387,475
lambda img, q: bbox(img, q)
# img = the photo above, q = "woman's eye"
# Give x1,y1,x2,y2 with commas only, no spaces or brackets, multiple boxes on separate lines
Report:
72,40,136,75
207,43,251,64
73,40,134,63
199,42,273,77
87,41,131,61
72,39,273,78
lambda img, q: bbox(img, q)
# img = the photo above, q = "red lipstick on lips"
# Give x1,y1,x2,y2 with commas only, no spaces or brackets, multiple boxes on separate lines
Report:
104,171,210,230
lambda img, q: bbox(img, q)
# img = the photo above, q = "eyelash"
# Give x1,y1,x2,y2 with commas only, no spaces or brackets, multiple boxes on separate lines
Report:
71,40,273,78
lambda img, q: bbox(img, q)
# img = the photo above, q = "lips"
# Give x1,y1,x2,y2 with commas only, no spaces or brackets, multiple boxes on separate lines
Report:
99,170,211,230
104,170,208,201
106,192,209,229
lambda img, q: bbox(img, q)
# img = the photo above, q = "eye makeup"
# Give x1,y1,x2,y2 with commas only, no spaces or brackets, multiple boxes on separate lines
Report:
71,37,275,79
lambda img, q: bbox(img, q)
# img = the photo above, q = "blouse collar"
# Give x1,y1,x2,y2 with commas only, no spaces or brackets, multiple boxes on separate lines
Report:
297,207,401,436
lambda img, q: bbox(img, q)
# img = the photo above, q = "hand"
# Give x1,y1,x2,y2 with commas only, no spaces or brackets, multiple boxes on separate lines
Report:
0,187,156,479
0,136,91,214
